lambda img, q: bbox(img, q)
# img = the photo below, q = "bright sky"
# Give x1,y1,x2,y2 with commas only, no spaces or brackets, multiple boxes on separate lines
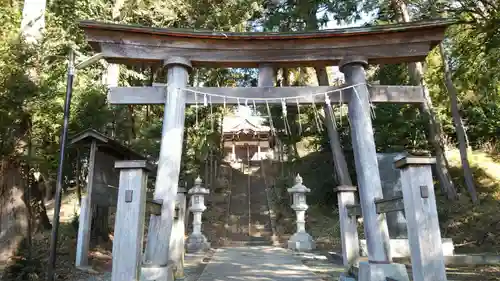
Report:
323,11,376,29
321,11,377,81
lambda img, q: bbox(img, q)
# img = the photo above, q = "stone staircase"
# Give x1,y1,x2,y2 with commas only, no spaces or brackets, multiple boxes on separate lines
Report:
222,161,274,246
196,159,278,248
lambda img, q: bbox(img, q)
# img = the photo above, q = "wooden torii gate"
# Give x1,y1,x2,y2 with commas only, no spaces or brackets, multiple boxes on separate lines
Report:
79,19,452,281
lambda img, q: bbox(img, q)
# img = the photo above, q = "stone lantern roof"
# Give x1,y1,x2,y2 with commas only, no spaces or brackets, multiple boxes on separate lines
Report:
287,174,311,193
188,176,210,195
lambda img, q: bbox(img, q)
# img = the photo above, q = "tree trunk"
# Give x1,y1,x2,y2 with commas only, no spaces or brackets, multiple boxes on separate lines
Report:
0,160,29,264
32,177,52,231
391,0,457,199
25,125,33,259
315,67,354,186
20,0,47,43
128,105,136,142
439,44,478,203
204,153,210,188
76,148,82,206
281,67,301,160
105,1,123,138
17,0,47,259
209,148,214,189
300,6,353,187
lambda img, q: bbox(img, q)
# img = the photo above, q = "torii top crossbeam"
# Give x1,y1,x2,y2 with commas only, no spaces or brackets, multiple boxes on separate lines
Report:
79,19,453,68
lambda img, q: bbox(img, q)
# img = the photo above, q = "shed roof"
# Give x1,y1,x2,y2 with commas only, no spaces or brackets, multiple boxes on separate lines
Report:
69,128,146,160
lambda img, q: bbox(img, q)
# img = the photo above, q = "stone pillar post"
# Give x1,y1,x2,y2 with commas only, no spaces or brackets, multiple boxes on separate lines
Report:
232,142,236,161
334,185,360,266
75,140,97,268
258,63,277,162
395,156,447,281
186,176,210,253
143,57,191,280
112,160,151,281
377,153,407,238
258,63,274,87
287,174,315,251
257,144,261,160
169,187,187,280
340,56,391,263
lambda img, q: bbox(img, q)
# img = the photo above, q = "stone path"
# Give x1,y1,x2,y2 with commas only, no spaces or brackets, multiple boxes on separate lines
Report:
196,246,324,281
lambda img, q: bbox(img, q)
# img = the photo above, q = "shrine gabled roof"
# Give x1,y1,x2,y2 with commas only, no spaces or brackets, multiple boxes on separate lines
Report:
79,19,455,67
231,119,270,133
223,116,270,134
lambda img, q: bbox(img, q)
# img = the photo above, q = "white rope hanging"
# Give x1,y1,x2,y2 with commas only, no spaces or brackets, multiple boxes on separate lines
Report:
180,83,366,103
265,100,276,136
179,82,376,137
295,98,303,135
194,89,199,128
310,94,323,132
352,85,375,120
281,98,291,135
324,92,338,130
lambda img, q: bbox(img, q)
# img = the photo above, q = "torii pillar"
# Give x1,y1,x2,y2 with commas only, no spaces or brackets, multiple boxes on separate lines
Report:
340,56,408,281
142,57,191,281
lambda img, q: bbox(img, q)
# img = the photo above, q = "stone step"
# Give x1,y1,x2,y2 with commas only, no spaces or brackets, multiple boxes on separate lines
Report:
222,238,272,247
220,238,273,247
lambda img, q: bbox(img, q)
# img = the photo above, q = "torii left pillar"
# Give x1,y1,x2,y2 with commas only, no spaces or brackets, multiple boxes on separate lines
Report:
143,57,191,281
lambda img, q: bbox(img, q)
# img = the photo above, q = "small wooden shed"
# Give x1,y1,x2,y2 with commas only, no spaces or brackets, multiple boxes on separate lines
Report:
69,129,149,268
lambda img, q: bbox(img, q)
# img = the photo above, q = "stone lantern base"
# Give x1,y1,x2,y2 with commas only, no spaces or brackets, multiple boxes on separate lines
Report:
287,231,315,251
186,233,210,253
358,261,409,281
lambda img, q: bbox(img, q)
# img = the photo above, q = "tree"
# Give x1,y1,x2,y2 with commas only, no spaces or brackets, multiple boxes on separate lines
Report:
439,43,478,203
390,0,457,199
262,0,357,187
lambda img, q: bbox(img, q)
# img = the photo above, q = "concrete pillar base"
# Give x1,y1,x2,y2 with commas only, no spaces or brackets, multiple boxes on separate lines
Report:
287,232,315,251
141,262,175,281
185,233,210,253
338,273,356,281
358,261,409,281
360,238,455,258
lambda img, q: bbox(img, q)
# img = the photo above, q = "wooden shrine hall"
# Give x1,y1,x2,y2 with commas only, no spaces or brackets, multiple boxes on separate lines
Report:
78,18,454,281
222,109,271,163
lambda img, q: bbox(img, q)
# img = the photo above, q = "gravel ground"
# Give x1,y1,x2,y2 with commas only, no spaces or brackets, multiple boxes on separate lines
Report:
70,249,214,281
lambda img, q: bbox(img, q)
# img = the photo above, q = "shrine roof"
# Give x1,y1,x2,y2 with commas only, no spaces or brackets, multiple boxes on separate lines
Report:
79,19,455,67
223,115,270,134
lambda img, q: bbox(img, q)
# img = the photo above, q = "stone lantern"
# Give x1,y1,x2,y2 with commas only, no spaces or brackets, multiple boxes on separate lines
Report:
287,174,315,251
186,176,210,253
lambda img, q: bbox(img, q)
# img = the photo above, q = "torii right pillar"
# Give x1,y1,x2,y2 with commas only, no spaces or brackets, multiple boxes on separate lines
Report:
340,56,409,281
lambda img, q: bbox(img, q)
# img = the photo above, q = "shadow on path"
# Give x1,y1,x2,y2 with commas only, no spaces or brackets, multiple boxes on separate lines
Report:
197,246,323,281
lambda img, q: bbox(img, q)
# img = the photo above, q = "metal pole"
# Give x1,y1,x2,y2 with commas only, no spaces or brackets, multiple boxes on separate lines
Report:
47,49,75,281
